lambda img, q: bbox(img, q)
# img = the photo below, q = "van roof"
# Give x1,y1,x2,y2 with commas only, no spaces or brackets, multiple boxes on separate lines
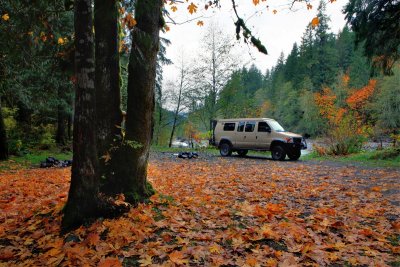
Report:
215,118,276,122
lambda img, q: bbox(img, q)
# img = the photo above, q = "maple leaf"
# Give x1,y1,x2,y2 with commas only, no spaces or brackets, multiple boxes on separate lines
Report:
187,3,198,14
272,9,277,14
307,4,313,10
311,17,319,27
197,20,204,27
98,257,122,267
169,250,188,264
209,243,222,254
138,255,153,266
57,37,65,45
171,6,178,12
85,232,100,247
101,152,112,163
124,13,137,29
246,256,260,267
2,13,10,21
164,25,170,32
253,0,260,6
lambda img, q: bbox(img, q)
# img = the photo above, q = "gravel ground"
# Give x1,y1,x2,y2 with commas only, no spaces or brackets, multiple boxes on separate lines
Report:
149,150,400,206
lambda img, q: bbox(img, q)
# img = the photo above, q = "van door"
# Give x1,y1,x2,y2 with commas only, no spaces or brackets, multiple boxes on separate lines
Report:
242,121,257,148
235,121,246,148
257,121,272,150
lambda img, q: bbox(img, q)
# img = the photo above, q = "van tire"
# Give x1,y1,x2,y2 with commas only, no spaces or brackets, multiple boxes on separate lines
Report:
271,145,286,161
219,142,232,157
237,150,248,157
288,149,301,160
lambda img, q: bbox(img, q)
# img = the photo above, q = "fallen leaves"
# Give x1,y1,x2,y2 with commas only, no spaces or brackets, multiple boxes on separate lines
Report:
0,157,399,266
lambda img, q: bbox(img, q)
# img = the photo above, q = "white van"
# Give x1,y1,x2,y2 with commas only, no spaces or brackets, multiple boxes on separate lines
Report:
210,118,307,160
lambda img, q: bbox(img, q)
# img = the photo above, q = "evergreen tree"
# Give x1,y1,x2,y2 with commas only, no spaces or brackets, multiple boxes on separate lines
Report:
311,0,338,90
345,0,400,74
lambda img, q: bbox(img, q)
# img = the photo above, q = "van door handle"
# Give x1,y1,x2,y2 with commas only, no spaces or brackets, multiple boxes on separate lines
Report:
256,136,258,139
244,136,246,139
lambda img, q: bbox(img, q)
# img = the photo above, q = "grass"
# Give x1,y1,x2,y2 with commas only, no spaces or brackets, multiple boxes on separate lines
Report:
0,148,72,171
302,148,400,168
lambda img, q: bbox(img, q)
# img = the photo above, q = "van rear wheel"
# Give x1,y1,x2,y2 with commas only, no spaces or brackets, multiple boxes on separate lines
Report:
219,142,232,157
271,145,286,161
237,150,248,157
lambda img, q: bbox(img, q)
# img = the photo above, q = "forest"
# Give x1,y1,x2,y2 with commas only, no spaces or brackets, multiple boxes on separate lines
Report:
153,2,400,156
1,0,400,265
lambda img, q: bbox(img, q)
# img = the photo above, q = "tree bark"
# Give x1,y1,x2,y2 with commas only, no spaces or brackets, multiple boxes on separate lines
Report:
62,0,102,232
94,0,123,195
116,0,162,203
0,101,8,160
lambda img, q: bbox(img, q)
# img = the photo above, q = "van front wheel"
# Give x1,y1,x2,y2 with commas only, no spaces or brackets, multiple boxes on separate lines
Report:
220,143,232,157
288,149,301,160
271,145,286,161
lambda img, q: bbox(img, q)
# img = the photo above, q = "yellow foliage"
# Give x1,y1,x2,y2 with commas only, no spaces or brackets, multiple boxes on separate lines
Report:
2,13,9,21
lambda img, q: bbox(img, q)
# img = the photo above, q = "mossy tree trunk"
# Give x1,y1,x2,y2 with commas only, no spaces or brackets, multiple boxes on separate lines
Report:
0,101,8,160
62,0,102,232
115,0,162,203
94,0,124,195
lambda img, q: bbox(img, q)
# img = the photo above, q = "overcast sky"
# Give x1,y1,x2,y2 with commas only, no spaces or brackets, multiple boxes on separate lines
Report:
161,0,348,84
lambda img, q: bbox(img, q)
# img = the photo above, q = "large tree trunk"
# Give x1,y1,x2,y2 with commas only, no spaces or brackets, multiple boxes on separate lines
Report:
0,101,8,160
116,0,162,203
62,0,102,232
94,0,123,195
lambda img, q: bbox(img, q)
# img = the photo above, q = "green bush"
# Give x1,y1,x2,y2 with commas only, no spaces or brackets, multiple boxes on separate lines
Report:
327,115,365,155
369,148,400,160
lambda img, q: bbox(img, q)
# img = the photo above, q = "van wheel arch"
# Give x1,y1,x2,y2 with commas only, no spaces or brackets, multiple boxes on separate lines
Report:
219,139,233,157
270,141,286,161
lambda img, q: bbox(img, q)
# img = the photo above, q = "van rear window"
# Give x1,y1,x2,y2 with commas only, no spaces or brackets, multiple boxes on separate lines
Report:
223,123,235,131
245,122,256,132
237,122,245,132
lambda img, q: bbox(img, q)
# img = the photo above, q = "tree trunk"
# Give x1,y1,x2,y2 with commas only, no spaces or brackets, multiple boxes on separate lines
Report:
115,0,162,203
0,101,8,160
62,0,102,232
168,67,184,148
94,0,123,195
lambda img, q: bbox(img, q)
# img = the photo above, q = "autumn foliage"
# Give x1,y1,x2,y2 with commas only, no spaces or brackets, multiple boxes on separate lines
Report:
1,157,399,266
313,77,377,155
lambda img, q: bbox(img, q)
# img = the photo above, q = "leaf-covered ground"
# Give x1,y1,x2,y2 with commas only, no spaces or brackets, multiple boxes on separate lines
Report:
0,156,399,266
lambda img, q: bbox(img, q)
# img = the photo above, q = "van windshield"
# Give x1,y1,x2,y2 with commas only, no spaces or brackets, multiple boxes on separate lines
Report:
268,120,285,132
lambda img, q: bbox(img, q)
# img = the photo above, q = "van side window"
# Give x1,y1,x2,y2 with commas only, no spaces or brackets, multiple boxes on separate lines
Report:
223,123,235,131
237,122,245,132
258,121,271,132
245,122,256,132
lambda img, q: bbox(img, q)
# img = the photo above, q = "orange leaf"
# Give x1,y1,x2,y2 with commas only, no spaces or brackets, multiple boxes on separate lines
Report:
253,0,260,6
169,250,188,264
1,14,9,21
311,17,319,27
197,20,204,27
187,3,198,14
171,6,178,12
98,257,122,267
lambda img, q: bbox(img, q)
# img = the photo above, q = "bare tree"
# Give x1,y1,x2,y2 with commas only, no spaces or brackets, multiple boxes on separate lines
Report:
167,53,191,147
190,23,239,129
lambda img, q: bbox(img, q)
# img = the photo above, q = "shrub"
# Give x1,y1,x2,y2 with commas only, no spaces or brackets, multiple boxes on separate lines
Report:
326,115,365,155
369,148,400,160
